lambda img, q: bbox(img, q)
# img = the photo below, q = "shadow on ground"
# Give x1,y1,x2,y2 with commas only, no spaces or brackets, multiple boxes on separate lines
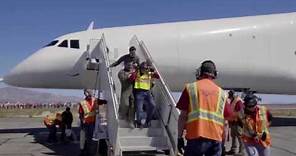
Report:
0,127,81,156
271,116,296,127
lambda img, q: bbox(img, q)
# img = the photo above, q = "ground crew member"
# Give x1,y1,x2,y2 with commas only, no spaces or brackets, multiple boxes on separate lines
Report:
79,89,107,156
61,107,73,142
110,46,140,68
238,94,272,156
130,61,159,128
118,62,136,128
44,112,62,143
177,60,234,156
226,90,245,155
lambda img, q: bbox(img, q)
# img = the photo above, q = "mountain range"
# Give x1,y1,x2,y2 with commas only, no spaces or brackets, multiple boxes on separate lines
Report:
0,87,81,103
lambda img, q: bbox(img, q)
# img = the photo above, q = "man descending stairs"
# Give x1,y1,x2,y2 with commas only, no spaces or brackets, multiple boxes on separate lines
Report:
89,35,178,156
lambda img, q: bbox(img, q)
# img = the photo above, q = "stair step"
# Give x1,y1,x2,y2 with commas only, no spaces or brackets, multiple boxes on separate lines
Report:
121,145,169,152
120,136,167,148
119,120,161,128
119,127,163,137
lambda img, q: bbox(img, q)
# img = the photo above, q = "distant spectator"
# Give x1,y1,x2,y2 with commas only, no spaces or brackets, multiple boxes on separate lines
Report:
61,107,73,142
44,113,62,143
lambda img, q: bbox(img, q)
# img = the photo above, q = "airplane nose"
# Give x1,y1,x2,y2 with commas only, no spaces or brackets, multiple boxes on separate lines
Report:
3,48,82,88
3,50,44,87
3,66,20,86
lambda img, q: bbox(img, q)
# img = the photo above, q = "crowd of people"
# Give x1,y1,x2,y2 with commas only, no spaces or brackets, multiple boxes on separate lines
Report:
0,102,74,109
176,60,273,156
42,46,273,156
109,46,273,156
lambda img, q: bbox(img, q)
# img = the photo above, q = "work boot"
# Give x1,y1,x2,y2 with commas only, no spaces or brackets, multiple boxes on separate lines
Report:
135,121,143,128
225,149,236,155
128,121,135,129
144,121,151,128
79,150,86,156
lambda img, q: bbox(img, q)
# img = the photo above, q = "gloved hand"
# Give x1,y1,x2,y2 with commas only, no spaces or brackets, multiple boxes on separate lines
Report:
237,119,244,128
177,138,185,154
97,99,107,105
261,132,267,141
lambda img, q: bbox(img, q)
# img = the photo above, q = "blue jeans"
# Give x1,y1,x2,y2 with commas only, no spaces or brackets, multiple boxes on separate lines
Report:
244,143,270,156
184,138,222,156
135,90,156,124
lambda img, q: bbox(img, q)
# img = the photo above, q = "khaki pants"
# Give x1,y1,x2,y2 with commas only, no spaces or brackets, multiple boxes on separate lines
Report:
230,123,244,153
118,88,134,123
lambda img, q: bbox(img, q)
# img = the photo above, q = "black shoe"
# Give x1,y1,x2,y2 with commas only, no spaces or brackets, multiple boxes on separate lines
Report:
79,150,86,156
135,121,143,128
225,149,236,155
144,121,151,128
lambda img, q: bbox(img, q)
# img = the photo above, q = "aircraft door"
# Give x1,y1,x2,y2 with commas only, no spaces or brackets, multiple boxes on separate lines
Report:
68,37,108,89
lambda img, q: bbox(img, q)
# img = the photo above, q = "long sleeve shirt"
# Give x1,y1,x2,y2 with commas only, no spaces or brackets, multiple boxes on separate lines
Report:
110,54,139,67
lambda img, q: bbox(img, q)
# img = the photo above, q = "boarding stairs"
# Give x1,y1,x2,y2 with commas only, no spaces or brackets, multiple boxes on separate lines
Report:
86,35,179,156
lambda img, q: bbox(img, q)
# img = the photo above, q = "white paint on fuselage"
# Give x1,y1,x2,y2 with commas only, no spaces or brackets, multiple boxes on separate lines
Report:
4,12,296,94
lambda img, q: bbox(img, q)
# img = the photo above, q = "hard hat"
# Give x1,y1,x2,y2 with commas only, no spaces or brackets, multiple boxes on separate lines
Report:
198,60,217,78
228,90,235,98
244,94,258,108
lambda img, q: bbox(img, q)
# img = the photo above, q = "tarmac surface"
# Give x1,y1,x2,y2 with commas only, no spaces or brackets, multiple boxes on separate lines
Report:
0,117,295,156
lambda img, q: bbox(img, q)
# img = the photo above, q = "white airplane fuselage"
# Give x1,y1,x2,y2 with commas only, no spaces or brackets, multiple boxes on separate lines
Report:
4,13,296,94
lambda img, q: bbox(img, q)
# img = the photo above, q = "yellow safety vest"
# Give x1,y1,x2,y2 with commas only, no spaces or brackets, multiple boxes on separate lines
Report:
134,71,152,90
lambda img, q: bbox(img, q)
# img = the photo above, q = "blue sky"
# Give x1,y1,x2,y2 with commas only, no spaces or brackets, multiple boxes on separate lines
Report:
2,0,296,102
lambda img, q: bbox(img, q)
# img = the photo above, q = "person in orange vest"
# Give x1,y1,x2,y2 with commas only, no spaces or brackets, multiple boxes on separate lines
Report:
238,94,272,156
177,60,234,156
226,90,245,155
79,89,107,156
44,112,62,143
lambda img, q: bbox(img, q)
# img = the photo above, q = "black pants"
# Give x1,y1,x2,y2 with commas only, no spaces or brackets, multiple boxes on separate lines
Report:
47,125,57,142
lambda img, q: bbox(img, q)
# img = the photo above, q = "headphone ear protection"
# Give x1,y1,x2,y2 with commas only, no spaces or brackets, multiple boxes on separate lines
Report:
195,67,201,79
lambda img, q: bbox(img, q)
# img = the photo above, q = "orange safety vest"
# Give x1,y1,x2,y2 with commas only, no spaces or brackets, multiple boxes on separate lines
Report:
80,98,96,124
185,79,227,141
241,106,271,147
44,113,62,127
44,115,55,127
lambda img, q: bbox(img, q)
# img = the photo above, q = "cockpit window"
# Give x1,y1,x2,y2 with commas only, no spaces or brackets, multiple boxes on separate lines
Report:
45,40,59,47
58,40,68,48
70,40,80,49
